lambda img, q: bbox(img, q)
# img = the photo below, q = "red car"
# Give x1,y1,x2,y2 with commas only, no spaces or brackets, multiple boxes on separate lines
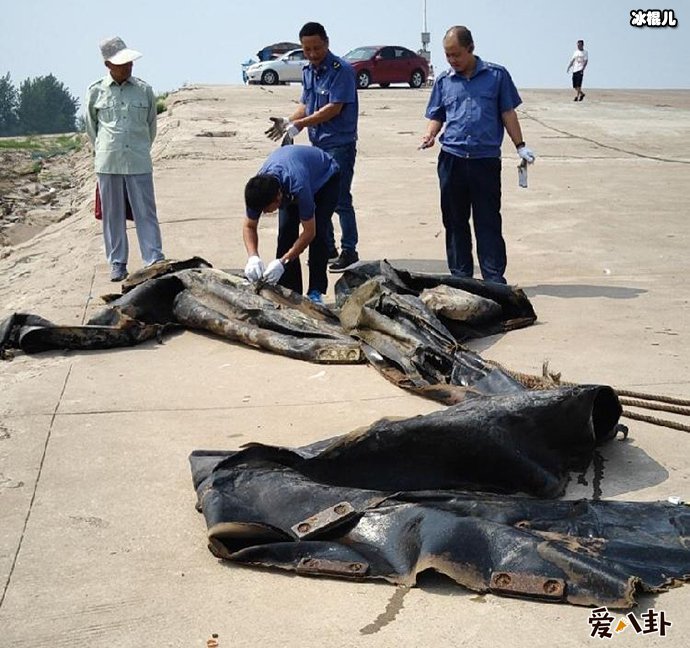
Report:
344,46,430,89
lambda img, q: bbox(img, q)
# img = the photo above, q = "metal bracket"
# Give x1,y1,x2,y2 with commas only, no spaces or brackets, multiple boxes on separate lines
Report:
291,501,358,539
316,347,363,363
296,557,369,577
490,571,566,600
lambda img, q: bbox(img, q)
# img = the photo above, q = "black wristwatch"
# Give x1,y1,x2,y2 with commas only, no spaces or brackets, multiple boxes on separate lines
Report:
515,141,525,149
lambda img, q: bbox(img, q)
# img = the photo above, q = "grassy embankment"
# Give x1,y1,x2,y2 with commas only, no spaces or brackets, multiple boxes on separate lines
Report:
0,134,84,173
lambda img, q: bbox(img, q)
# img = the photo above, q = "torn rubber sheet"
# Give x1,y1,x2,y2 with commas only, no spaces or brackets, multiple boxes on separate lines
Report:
0,258,361,363
190,387,690,608
0,259,535,373
335,260,538,403
335,260,537,341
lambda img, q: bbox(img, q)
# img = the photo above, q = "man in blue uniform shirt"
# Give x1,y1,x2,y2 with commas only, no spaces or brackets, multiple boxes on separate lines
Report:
265,22,360,273
421,26,535,284
243,145,340,304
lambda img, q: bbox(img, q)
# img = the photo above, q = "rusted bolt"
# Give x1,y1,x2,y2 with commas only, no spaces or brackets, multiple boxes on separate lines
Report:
494,573,512,588
297,523,311,533
543,580,561,595
349,562,362,571
334,504,348,515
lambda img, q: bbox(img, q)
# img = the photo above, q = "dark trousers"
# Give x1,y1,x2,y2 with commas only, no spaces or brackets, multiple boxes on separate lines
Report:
276,172,340,294
319,142,358,254
437,150,506,284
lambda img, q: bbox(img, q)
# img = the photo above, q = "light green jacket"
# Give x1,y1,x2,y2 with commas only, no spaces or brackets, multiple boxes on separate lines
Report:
85,75,157,174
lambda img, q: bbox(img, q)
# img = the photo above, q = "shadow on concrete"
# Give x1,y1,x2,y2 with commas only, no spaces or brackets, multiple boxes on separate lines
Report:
463,331,518,355
566,436,669,500
384,263,647,302
416,570,482,600
523,284,647,300
386,258,448,274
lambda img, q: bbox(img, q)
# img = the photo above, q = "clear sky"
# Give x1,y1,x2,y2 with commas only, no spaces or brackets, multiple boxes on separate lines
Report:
1,0,687,107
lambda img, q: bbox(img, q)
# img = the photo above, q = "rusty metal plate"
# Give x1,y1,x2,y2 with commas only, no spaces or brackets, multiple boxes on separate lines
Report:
316,347,363,363
490,571,566,600
291,501,357,539
296,557,369,577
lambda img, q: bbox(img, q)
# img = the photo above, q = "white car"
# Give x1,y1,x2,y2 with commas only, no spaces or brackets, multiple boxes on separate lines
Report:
245,49,307,85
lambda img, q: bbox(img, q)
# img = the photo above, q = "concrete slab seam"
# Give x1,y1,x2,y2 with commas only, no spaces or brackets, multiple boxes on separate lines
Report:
80,266,97,325
518,109,690,165
0,363,73,610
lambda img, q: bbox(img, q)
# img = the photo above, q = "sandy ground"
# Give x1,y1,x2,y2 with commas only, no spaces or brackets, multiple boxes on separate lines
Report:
1,85,689,647
0,135,92,249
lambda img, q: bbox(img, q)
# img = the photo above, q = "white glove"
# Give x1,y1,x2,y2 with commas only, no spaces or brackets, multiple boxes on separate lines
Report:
517,145,536,164
244,255,264,282
262,258,285,284
286,123,299,138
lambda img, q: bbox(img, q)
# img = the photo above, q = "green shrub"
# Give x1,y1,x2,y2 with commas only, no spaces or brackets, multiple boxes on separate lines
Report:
156,93,168,114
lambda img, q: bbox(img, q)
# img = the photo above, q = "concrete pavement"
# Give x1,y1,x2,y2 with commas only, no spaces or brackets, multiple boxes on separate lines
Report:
1,85,689,647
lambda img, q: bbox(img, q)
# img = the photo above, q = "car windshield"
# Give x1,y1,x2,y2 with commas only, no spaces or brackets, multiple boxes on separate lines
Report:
344,47,379,61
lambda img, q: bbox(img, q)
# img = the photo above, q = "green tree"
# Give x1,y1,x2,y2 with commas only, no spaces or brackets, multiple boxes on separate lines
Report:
0,72,19,136
16,74,79,135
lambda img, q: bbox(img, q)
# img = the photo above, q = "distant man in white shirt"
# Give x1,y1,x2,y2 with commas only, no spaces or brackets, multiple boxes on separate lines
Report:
566,39,588,102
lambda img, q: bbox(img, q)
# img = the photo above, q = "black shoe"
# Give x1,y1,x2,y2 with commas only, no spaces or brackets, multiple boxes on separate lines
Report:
110,265,128,282
579,93,585,101
329,249,359,272
573,96,579,101
327,247,339,263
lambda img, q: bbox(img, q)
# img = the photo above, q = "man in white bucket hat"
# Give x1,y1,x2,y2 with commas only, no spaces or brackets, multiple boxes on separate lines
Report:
85,37,165,282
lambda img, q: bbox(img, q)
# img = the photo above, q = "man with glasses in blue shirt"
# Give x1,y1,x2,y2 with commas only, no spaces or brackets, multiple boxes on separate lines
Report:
420,26,535,285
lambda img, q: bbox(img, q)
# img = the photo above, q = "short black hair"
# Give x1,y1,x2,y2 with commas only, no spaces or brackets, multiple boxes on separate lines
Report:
245,174,280,213
299,22,328,41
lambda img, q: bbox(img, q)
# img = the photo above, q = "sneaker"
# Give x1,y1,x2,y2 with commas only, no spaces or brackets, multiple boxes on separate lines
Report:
329,249,359,273
328,248,339,263
110,265,128,282
579,93,585,101
306,289,324,305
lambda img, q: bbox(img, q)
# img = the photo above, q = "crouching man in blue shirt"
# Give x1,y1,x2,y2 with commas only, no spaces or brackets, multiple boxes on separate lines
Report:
421,26,536,284
243,146,340,304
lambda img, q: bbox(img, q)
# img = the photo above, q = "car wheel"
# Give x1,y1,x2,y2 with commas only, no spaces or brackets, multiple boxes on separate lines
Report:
379,82,390,88
357,71,371,89
409,70,424,89
261,70,279,85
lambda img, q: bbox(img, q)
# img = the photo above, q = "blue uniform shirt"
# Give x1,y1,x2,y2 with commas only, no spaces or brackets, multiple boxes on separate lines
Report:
301,51,358,148
425,57,521,159
246,146,339,221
